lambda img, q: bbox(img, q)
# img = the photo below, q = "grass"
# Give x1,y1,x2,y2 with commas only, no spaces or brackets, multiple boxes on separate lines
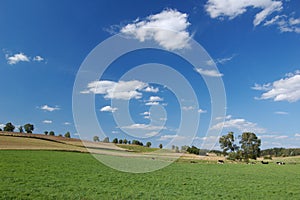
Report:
1,150,300,199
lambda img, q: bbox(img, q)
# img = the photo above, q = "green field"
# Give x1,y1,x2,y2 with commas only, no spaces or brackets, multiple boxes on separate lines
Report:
1,150,300,199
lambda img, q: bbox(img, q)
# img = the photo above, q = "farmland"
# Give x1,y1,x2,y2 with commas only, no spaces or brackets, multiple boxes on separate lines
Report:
1,149,300,199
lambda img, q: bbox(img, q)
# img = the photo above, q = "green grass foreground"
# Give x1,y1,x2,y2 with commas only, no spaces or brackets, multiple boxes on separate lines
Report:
1,150,300,199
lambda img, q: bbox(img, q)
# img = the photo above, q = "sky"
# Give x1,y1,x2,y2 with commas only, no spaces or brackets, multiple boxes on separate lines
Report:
1,0,300,149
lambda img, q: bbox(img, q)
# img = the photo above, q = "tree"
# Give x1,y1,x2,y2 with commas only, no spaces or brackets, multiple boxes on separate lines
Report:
4,122,15,132
49,131,55,136
24,123,34,133
0,128,2,131
64,132,71,138
146,142,152,147
239,132,261,160
128,140,131,145
93,136,100,142
44,131,48,135
123,139,128,144
18,126,24,133
118,139,123,144
103,137,109,143
159,144,163,149
175,146,179,153
58,134,62,137
219,132,236,155
172,145,175,150
112,138,118,143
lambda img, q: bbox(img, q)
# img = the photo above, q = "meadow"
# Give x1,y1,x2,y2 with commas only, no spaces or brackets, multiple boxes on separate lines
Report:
1,150,300,199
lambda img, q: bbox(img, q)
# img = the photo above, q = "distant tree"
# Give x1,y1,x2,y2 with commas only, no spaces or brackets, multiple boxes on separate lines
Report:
181,145,189,152
0,128,2,131
49,131,55,136
187,146,200,155
58,134,62,137
146,142,152,147
44,131,48,135
24,123,34,133
159,144,163,149
239,132,261,160
112,138,118,144
123,139,128,144
18,126,24,133
128,140,131,145
93,136,100,142
64,132,71,138
4,122,15,132
118,139,123,144
172,145,175,150
175,146,179,153
102,137,109,143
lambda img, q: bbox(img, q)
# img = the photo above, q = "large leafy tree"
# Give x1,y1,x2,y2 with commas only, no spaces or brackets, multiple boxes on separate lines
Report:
4,122,15,132
24,123,34,133
239,132,261,160
219,132,236,155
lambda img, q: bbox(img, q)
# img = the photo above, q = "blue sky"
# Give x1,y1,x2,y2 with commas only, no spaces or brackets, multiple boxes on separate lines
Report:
1,0,300,149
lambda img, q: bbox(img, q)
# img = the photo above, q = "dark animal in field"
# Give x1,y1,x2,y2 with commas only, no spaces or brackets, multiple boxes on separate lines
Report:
276,161,285,165
217,160,224,164
261,161,269,164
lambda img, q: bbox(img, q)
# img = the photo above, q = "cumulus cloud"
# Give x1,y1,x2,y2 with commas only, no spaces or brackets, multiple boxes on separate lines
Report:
120,9,191,50
81,80,148,100
205,0,283,26
211,115,266,133
39,105,60,112
6,53,30,65
149,96,163,102
253,71,300,102
195,67,223,77
100,105,118,113
143,86,159,93
42,120,52,124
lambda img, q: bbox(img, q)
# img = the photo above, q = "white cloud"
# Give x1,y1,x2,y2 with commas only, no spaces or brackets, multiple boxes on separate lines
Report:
121,123,165,131
120,9,191,50
295,133,300,137
141,111,151,119
33,56,44,62
0,124,5,129
274,111,288,115
157,134,186,141
6,53,30,65
100,105,118,113
195,67,223,77
182,106,194,111
216,55,236,65
39,105,60,112
42,120,52,124
264,15,300,34
145,101,159,106
81,80,148,100
275,135,288,139
254,71,300,102
149,96,163,102
205,0,283,26
252,83,272,91
198,109,207,113
64,122,71,125
144,86,159,93
211,115,266,133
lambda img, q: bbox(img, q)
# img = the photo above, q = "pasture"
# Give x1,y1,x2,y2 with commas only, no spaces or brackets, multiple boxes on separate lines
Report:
1,150,300,199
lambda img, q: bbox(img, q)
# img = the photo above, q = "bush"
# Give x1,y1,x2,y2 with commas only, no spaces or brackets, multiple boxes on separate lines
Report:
112,138,118,144
49,131,55,136
64,132,71,138
102,137,109,143
146,142,151,147
263,156,272,160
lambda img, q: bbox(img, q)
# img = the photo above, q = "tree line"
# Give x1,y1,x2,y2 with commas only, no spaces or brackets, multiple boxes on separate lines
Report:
0,122,71,138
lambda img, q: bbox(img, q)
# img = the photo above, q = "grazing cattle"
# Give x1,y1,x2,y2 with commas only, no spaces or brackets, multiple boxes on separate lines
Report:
217,160,224,164
276,161,285,165
261,161,269,164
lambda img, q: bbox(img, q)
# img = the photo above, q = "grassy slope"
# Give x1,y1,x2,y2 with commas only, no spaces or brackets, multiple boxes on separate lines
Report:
1,150,300,199
117,144,160,153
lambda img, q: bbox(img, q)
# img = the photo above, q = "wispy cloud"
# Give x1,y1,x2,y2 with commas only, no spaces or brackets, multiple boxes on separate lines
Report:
274,111,288,115
264,15,300,34
195,68,223,77
6,53,30,65
119,9,191,50
42,120,52,124
205,0,283,26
